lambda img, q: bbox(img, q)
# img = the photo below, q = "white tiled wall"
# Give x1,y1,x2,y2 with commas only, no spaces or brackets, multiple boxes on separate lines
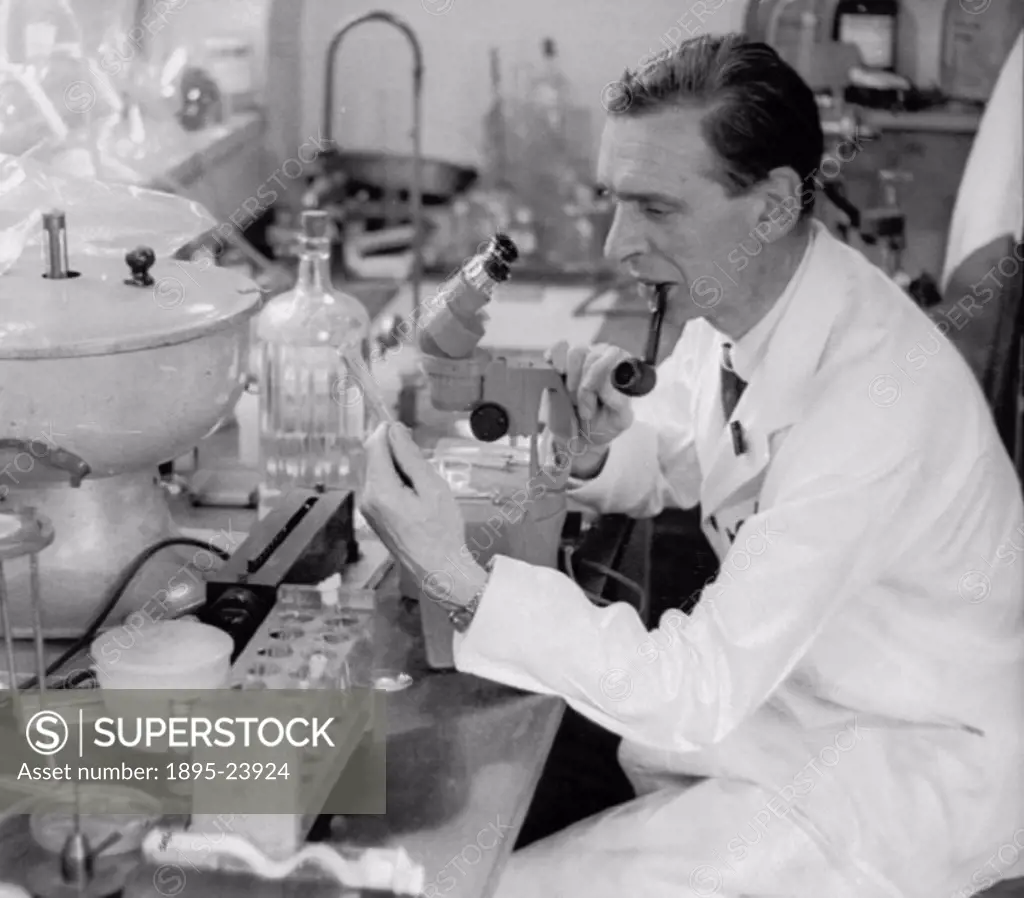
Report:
64,0,965,168
293,0,953,169
64,0,270,92
298,0,747,167
58,0,980,200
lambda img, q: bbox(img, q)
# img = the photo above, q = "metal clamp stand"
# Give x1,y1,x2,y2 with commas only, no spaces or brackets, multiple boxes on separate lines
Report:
0,510,121,898
0,508,54,706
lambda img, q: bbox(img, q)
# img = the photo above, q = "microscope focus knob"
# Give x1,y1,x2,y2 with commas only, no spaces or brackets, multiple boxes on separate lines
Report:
124,246,156,287
469,403,510,442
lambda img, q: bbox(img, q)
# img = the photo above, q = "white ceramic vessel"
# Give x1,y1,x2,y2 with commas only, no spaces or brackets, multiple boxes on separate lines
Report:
0,240,261,635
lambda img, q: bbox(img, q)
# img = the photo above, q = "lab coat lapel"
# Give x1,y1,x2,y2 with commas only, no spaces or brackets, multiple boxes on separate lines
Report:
699,228,850,522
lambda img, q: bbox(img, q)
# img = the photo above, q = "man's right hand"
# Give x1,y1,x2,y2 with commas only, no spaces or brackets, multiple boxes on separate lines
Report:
545,341,635,479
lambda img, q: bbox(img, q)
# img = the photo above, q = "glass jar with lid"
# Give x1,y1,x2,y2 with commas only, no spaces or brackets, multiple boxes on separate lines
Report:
201,35,257,115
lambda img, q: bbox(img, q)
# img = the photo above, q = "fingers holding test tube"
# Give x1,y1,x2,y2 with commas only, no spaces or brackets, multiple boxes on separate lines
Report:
338,349,394,425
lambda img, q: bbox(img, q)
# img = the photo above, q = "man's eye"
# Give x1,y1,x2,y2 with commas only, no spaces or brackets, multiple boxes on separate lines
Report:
644,206,671,218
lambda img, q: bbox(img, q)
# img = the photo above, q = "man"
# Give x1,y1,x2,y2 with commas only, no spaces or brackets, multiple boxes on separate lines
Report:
362,34,1024,898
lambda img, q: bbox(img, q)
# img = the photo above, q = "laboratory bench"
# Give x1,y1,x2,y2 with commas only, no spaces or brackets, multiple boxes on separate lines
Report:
855,103,983,136
0,412,563,898
165,437,563,898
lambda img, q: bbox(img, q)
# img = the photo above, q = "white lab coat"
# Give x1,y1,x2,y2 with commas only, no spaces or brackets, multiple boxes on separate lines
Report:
942,30,1022,291
453,222,1024,898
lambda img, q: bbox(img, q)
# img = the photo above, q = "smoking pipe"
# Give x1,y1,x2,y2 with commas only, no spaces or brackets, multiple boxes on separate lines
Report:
611,285,668,397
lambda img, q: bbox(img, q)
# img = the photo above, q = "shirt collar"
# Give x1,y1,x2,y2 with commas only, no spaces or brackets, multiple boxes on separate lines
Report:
720,227,817,382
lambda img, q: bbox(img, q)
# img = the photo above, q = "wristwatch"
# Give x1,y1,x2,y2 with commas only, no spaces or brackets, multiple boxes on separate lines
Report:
437,557,495,633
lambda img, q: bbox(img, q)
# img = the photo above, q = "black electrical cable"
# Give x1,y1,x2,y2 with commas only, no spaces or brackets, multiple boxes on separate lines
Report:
16,537,230,691
562,545,648,620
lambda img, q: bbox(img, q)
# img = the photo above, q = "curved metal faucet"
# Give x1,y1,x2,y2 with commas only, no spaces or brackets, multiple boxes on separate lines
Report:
322,12,424,318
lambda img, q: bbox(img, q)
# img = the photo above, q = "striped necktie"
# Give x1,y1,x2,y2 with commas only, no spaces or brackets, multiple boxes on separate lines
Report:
720,343,748,422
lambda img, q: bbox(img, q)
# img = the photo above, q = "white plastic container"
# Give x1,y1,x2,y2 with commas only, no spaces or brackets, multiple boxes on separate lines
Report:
90,619,234,749
90,619,233,690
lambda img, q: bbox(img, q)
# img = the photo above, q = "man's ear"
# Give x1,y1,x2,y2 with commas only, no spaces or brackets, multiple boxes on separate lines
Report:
749,167,805,245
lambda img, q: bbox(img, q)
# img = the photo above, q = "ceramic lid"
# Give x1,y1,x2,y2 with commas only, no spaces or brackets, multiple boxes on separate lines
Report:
0,243,262,359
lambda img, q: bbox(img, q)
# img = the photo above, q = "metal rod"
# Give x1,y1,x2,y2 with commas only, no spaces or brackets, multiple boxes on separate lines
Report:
322,12,424,319
0,564,22,705
61,783,94,886
1016,334,1023,477
42,210,69,279
29,554,47,692
411,39,423,321
132,0,151,62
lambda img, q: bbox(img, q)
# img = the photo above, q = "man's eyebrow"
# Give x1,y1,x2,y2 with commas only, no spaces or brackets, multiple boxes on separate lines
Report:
596,185,682,205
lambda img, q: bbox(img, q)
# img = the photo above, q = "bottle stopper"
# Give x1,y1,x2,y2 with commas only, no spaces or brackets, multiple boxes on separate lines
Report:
301,210,331,239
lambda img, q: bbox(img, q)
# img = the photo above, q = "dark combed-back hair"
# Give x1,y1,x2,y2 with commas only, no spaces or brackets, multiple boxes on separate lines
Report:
614,33,824,218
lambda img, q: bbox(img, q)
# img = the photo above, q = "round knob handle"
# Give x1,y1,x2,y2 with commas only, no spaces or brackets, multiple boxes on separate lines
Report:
469,402,510,443
124,246,156,287
209,591,256,631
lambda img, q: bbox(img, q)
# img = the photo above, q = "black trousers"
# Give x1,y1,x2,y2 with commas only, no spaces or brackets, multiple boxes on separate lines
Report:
514,706,636,849
515,509,719,850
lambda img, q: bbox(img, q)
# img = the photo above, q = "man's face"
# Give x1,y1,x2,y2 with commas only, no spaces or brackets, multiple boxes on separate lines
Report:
597,106,767,331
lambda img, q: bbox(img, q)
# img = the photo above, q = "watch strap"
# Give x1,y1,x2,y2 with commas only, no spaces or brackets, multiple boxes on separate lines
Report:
438,557,495,633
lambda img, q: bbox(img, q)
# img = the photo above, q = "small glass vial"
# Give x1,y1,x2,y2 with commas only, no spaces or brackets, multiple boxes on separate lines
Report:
255,211,371,518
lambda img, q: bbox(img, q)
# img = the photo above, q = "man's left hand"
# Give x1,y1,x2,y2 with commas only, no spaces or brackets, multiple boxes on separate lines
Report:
361,422,487,605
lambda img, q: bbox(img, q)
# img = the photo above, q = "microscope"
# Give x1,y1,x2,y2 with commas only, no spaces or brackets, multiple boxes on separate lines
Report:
412,236,668,666
416,234,668,531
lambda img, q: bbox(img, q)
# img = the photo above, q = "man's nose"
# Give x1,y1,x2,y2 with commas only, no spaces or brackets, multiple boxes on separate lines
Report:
603,205,645,266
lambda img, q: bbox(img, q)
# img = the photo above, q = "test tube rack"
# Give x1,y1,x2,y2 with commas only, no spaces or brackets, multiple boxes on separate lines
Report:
186,584,375,858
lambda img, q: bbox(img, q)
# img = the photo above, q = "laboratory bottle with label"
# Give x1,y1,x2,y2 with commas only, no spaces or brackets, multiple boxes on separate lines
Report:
256,210,371,518
832,0,898,72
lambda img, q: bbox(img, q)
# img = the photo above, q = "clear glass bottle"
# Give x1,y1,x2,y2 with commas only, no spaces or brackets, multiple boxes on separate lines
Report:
523,38,584,268
256,211,371,518
529,38,571,134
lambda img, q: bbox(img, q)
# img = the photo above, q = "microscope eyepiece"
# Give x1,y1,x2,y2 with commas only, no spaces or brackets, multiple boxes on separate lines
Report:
481,234,519,282
489,234,518,264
